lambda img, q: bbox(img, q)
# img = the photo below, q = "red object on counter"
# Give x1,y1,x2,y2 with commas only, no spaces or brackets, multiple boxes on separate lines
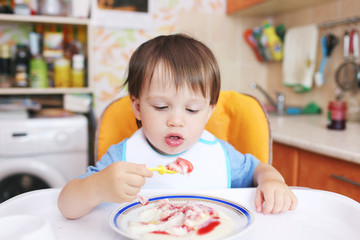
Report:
327,101,347,130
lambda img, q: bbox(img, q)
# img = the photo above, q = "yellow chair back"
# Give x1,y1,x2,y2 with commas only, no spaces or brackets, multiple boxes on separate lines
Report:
95,90,271,163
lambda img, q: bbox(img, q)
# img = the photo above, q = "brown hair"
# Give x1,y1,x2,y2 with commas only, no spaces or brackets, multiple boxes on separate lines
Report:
123,34,221,105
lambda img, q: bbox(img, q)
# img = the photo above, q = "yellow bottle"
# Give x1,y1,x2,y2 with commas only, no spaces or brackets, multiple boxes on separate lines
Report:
71,54,85,87
54,58,71,87
263,21,283,61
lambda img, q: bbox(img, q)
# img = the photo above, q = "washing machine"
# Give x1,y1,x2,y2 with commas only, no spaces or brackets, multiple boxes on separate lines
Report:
0,115,88,203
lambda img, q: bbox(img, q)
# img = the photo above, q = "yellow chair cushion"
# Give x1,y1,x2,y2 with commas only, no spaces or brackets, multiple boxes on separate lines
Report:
96,90,270,163
95,96,138,162
205,91,270,163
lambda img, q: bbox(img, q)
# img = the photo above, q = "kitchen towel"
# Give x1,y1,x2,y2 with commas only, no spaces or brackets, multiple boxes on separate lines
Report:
283,24,319,93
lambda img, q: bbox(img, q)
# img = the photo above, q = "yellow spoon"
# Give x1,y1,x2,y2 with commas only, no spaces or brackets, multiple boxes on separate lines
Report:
148,165,177,175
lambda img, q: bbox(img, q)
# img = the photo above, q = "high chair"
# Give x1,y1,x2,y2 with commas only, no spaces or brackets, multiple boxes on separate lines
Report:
95,90,271,164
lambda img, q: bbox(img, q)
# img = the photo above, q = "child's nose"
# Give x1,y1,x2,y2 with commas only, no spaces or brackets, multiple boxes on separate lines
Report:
166,112,184,127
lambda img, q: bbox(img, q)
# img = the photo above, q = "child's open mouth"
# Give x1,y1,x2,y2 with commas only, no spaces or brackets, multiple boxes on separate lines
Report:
165,134,184,147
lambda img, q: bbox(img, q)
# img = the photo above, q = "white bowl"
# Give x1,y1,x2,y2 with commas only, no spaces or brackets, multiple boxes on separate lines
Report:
0,215,56,240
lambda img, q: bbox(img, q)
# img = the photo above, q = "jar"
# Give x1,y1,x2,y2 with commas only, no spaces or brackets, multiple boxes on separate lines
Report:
327,101,347,130
39,0,69,16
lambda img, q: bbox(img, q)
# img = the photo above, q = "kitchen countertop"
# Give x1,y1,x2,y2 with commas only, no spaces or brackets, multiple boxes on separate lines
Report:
268,114,360,164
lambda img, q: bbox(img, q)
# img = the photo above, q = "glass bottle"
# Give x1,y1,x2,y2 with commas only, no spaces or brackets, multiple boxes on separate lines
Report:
0,43,12,88
63,25,83,61
14,44,30,87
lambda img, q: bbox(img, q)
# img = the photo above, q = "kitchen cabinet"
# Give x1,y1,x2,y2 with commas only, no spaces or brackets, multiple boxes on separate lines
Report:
272,142,299,186
226,0,267,14
226,0,336,16
273,142,360,202
0,14,93,95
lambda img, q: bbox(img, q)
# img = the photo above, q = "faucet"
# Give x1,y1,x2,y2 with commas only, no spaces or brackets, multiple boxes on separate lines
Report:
250,82,285,114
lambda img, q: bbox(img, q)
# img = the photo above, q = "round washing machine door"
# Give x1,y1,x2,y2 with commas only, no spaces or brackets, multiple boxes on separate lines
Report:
0,159,67,203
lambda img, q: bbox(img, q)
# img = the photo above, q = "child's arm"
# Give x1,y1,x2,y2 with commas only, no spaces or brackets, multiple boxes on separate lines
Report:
253,162,298,214
57,162,153,219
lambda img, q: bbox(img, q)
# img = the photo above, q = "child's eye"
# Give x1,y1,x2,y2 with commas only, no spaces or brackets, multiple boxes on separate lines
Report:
186,108,199,113
154,106,168,110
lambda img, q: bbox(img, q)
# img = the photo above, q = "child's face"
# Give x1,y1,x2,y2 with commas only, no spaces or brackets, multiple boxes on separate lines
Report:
131,68,215,155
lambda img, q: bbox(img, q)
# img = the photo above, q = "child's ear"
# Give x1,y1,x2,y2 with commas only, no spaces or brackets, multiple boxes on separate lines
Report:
130,96,141,121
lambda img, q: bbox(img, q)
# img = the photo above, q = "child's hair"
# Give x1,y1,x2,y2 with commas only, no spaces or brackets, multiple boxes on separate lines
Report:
123,34,221,106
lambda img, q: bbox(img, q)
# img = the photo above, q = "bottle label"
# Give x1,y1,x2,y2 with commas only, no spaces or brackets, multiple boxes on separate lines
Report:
15,64,28,87
29,59,48,88
71,70,84,87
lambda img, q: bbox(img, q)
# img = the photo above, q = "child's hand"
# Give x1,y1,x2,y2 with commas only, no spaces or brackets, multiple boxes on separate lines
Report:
254,179,298,214
58,162,153,219
253,162,298,214
96,162,153,203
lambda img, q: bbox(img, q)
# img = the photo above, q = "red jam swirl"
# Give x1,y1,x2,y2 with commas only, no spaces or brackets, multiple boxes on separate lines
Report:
197,217,220,235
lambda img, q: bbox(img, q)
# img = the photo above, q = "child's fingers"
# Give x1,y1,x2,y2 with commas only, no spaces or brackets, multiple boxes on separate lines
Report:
263,190,275,214
254,187,264,213
126,174,146,187
272,191,285,213
274,189,298,213
128,163,153,178
124,185,141,198
290,191,298,210
279,194,292,213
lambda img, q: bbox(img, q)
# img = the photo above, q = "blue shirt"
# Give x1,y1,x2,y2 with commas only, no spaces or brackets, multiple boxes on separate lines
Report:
81,138,260,188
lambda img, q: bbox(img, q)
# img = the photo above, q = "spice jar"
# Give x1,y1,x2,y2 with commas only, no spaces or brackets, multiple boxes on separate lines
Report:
327,101,347,130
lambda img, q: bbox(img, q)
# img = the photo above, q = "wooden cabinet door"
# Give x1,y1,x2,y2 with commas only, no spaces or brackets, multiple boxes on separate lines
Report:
299,150,360,203
226,0,267,13
272,142,299,186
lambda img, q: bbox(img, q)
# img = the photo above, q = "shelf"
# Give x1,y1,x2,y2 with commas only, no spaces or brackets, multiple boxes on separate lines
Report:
227,0,336,16
0,14,90,25
0,14,94,97
0,88,93,95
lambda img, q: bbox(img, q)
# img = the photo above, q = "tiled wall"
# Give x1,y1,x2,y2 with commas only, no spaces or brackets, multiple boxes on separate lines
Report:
233,0,360,120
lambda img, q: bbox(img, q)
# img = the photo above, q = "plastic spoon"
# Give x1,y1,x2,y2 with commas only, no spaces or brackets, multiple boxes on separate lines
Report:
148,165,177,175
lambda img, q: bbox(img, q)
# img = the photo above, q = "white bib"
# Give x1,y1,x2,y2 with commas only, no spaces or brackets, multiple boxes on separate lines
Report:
124,128,230,189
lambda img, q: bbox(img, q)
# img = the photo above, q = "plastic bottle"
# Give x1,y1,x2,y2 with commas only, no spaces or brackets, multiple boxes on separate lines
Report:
263,21,283,61
244,29,264,62
29,31,48,88
54,58,71,87
275,24,286,42
252,27,270,61
71,54,84,87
